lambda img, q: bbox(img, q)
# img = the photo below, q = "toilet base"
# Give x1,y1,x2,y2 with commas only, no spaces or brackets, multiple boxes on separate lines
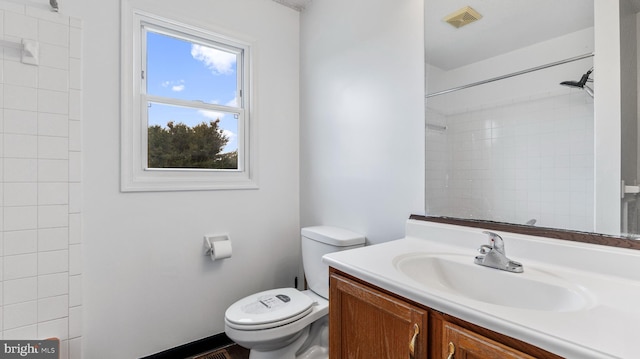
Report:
245,316,329,359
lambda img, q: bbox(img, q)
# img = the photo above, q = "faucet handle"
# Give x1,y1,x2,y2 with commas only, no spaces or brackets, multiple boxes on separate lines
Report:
482,231,505,253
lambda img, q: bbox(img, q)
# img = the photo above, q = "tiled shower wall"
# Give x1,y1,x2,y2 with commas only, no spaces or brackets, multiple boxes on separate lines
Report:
426,90,594,232
0,2,82,358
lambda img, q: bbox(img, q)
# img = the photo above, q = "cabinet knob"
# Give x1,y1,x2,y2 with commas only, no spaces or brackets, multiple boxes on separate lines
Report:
446,342,456,359
409,323,420,359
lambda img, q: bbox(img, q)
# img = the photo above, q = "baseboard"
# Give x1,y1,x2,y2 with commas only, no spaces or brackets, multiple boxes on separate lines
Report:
140,332,234,359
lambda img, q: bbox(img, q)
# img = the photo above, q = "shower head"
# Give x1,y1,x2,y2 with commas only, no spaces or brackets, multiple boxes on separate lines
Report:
560,68,594,97
50,0,59,12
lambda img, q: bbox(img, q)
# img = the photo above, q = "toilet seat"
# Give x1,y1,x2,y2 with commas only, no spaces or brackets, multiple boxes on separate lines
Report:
225,288,315,330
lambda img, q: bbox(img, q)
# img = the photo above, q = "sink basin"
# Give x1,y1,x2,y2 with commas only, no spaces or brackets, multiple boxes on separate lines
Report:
393,253,592,312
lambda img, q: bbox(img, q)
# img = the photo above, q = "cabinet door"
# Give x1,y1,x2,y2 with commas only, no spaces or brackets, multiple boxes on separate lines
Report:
442,321,536,359
329,273,428,359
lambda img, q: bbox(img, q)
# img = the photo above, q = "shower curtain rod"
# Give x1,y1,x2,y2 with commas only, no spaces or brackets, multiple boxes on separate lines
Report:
426,52,594,98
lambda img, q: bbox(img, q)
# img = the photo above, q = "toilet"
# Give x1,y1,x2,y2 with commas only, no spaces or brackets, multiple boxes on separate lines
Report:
224,226,365,359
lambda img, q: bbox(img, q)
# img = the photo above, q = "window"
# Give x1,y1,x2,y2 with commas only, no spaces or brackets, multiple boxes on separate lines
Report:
121,9,256,191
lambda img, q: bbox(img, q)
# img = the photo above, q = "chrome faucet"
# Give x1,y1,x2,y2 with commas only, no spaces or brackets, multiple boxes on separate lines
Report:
474,231,523,273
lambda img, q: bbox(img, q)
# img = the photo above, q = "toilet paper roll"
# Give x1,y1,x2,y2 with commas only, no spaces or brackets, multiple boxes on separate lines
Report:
209,240,232,261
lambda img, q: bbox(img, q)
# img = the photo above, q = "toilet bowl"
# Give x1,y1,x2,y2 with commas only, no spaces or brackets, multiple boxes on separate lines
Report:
225,289,328,359
224,226,365,359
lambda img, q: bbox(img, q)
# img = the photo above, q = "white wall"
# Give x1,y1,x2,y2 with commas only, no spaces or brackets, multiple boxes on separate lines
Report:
299,0,425,245
0,2,82,358
49,0,301,357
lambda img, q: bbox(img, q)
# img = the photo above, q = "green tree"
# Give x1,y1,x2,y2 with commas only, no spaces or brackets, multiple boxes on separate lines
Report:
148,119,236,169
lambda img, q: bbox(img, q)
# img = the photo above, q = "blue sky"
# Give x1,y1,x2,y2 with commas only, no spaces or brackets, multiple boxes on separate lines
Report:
146,30,239,153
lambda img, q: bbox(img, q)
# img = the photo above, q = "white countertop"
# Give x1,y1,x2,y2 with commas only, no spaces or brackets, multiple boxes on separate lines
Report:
323,220,640,359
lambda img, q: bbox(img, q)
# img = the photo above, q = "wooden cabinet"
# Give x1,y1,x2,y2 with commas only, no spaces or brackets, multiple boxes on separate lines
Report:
329,268,562,359
441,321,535,359
329,272,428,359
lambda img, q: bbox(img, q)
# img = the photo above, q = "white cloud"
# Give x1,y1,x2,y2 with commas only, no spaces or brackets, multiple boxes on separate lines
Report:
161,80,185,92
199,109,225,121
225,97,237,107
191,44,236,75
222,129,237,140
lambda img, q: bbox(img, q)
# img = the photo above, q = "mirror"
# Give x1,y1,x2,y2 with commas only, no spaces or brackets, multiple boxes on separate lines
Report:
425,0,640,239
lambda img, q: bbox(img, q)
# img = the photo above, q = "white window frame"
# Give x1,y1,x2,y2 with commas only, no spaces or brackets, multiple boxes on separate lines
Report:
121,7,257,192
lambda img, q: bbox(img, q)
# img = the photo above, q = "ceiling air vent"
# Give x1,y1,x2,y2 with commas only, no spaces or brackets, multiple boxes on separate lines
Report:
443,6,482,29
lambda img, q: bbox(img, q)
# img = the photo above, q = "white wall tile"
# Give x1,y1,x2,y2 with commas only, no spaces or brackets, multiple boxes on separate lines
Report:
38,136,68,159
68,182,80,213
4,300,37,330
38,89,69,115
38,249,68,275
4,276,37,304
69,244,81,275
38,19,69,47
38,204,68,228
38,272,68,298
25,6,68,24
68,213,80,244
4,11,37,40
68,89,80,120
38,317,68,340
69,27,81,59
39,67,69,92
0,6,81,352
68,274,81,307
69,337,81,359
4,109,37,135
4,205,37,231
4,60,37,88
59,339,70,359
69,59,81,90
38,113,69,137
4,133,37,158
68,305,81,338
68,152,80,182
4,253,37,279
4,85,37,111
38,182,68,205
38,295,68,321
3,325,37,340
38,227,68,252
4,182,37,206
38,159,68,182
4,158,37,182
0,1,25,13
68,120,80,150
39,43,69,70
428,91,594,231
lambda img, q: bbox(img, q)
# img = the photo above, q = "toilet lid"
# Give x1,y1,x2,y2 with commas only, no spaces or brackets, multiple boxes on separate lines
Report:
225,288,315,330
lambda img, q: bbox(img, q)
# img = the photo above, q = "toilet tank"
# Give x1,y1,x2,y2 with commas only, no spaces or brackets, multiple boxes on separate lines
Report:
301,226,365,299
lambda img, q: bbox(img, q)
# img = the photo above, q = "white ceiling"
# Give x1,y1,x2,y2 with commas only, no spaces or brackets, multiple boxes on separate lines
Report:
274,0,640,70
425,0,595,70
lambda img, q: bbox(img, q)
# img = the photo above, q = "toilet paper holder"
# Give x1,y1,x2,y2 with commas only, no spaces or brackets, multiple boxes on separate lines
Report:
203,234,233,261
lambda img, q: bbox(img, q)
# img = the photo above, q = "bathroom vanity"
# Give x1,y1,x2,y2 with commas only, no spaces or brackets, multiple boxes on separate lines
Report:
323,219,640,358
329,269,560,358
